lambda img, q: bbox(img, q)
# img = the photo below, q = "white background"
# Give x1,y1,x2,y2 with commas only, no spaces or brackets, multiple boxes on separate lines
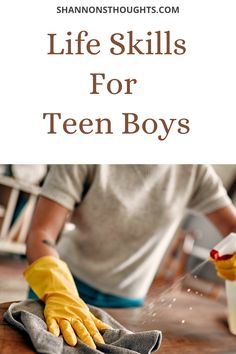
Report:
0,0,235,163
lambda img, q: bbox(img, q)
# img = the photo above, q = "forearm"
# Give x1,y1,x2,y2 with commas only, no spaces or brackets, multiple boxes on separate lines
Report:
26,230,59,264
25,196,70,264
206,205,236,237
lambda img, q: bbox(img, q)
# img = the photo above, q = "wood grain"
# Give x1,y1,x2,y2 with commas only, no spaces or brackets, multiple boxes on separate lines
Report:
1,288,236,353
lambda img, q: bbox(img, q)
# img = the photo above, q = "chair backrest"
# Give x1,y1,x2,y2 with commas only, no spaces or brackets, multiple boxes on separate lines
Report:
0,176,41,254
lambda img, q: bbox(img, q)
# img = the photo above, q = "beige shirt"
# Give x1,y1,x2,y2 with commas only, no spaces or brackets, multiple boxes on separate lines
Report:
41,165,232,299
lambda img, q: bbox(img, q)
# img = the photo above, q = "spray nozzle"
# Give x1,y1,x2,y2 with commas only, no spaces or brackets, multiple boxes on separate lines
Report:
210,233,236,261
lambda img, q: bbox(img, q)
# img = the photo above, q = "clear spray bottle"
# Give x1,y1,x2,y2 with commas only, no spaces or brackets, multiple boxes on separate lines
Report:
210,233,236,335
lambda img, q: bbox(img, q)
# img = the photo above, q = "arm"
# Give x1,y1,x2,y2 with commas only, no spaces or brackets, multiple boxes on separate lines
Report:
26,196,70,263
206,204,236,237
24,195,110,348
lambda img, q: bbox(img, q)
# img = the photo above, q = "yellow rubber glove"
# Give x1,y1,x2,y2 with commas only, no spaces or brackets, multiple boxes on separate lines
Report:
23,256,111,348
211,253,236,281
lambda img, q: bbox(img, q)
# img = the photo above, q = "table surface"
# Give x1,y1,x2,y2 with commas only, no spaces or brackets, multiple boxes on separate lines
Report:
1,288,236,354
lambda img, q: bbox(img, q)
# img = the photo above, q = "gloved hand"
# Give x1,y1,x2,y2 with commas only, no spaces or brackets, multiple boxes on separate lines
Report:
24,256,111,348
211,253,236,281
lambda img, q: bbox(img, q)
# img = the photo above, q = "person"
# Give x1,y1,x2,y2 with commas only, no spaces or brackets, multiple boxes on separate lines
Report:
23,165,236,348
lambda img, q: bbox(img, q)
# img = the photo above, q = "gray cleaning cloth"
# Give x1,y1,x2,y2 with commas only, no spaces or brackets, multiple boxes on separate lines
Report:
4,300,162,354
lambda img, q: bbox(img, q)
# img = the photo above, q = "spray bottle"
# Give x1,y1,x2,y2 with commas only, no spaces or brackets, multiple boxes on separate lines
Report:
210,233,236,335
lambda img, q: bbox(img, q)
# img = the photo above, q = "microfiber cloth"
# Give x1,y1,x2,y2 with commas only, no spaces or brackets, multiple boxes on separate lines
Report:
4,300,162,354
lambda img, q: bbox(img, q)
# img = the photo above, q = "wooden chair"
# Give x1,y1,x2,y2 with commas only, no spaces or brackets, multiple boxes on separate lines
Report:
0,176,40,255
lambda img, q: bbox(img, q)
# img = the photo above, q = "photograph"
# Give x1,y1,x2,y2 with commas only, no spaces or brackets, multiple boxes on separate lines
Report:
0,164,236,353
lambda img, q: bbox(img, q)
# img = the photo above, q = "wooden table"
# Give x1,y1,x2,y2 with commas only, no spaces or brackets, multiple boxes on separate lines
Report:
1,290,236,354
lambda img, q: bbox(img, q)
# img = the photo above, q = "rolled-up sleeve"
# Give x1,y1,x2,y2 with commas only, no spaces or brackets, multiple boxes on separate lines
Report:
40,165,90,210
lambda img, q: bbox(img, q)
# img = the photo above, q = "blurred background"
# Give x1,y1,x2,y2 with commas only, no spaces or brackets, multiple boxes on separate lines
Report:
0,164,236,304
